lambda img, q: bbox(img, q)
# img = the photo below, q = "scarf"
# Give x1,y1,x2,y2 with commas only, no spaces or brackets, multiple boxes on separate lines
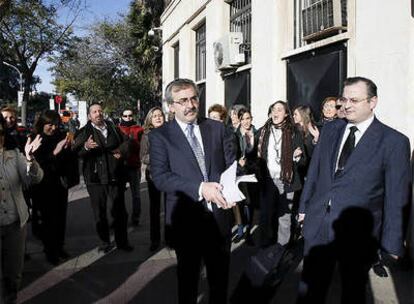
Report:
258,118,294,184
119,120,137,127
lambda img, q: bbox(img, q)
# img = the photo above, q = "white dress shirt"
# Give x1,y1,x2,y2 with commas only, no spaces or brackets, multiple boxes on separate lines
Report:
175,118,211,208
175,118,205,155
335,115,375,171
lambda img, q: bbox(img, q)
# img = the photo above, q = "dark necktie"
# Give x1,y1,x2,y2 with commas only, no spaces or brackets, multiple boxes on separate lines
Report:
337,126,358,173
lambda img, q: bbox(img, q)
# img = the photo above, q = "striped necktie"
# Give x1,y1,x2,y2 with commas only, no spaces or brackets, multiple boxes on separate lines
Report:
186,124,208,182
186,124,212,211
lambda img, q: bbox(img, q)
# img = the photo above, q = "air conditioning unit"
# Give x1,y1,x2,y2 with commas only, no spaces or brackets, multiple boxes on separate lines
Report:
213,32,245,70
302,0,347,42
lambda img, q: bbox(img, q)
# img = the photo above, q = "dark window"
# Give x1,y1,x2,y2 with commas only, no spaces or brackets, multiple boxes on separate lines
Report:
230,0,251,63
287,42,347,121
195,23,206,81
412,0,414,18
173,42,180,79
197,83,206,118
224,69,251,111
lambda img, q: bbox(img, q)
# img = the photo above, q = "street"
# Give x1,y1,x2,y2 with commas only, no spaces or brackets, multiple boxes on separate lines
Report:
18,180,413,304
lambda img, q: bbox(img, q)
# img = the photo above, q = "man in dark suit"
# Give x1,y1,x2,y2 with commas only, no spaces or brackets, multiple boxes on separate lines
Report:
297,77,411,303
149,78,235,304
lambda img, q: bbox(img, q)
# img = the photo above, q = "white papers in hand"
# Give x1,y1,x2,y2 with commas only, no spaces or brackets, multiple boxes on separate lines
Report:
220,161,258,203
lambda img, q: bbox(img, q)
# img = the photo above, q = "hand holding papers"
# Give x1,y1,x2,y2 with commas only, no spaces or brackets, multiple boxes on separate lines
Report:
220,161,258,203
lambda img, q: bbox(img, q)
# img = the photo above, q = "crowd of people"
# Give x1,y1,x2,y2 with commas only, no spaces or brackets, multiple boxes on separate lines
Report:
0,75,413,304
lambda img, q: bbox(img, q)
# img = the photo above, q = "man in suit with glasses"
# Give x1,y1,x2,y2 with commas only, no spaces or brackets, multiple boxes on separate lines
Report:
149,78,235,304
297,77,411,303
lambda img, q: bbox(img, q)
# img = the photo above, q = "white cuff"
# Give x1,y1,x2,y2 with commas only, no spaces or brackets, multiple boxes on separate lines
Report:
198,182,204,201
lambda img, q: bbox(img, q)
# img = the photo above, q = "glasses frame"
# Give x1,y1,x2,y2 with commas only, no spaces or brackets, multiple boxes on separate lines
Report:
338,97,371,105
173,96,199,106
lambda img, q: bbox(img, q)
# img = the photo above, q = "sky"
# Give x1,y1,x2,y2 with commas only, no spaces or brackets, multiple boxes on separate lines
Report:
36,0,133,93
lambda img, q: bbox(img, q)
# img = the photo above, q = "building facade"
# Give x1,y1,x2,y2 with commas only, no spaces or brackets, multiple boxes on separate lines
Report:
160,0,414,145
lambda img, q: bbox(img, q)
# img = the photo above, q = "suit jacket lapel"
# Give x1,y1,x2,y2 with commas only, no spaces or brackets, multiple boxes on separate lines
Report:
169,120,203,178
331,121,347,178
345,118,382,170
198,118,211,177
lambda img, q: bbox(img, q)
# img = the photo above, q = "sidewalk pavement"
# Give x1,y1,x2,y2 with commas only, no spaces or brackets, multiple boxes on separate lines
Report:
19,180,414,303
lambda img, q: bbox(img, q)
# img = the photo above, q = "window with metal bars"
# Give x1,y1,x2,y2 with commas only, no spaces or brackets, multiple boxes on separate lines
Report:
195,24,206,81
229,0,251,63
294,0,347,48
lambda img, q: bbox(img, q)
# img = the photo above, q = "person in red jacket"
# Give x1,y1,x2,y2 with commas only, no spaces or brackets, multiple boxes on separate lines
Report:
118,109,144,226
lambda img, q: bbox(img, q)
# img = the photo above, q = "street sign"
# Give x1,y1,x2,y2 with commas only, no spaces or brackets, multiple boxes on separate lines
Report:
55,95,63,104
17,91,23,107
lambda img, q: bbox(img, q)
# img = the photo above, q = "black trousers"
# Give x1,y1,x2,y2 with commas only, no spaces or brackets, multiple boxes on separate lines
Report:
86,183,129,246
147,175,162,244
174,212,231,304
259,177,296,247
32,183,68,257
1,222,26,304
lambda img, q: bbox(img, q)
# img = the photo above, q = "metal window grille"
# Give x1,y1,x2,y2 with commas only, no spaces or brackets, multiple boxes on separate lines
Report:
173,43,179,79
294,0,347,48
195,24,206,81
230,0,251,63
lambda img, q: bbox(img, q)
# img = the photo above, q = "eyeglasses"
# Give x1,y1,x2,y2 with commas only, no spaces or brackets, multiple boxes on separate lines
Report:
337,97,371,105
173,96,199,106
335,105,342,110
123,114,133,118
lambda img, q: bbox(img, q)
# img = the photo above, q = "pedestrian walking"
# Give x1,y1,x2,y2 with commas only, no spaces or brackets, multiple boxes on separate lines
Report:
73,103,133,253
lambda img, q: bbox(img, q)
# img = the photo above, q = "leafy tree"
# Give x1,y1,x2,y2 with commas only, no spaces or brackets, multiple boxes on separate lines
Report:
127,0,164,115
0,0,12,21
0,0,84,125
50,0,164,118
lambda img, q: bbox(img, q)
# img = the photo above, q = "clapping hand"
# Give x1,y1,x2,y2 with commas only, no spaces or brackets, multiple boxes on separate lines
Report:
25,135,42,161
308,123,320,143
84,135,98,150
112,148,121,159
293,147,303,158
53,138,69,156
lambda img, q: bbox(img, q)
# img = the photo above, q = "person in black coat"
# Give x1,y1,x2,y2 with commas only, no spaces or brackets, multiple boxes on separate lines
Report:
30,110,76,265
73,103,132,253
233,108,259,244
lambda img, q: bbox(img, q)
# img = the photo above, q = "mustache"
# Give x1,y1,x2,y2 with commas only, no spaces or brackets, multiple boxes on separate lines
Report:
184,107,198,115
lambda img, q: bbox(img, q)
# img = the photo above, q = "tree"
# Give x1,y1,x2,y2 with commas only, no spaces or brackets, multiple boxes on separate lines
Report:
128,0,164,115
51,20,138,109
50,0,164,117
0,0,84,125
0,0,12,21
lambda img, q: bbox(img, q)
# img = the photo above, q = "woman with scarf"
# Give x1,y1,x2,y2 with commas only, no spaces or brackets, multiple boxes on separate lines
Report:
257,101,306,248
118,109,144,226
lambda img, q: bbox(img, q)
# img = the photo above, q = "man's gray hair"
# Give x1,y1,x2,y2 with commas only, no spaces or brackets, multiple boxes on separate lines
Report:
230,104,246,115
164,78,199,105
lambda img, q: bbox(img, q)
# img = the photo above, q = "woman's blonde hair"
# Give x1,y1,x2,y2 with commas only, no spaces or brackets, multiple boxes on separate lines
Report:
143,106,164,130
